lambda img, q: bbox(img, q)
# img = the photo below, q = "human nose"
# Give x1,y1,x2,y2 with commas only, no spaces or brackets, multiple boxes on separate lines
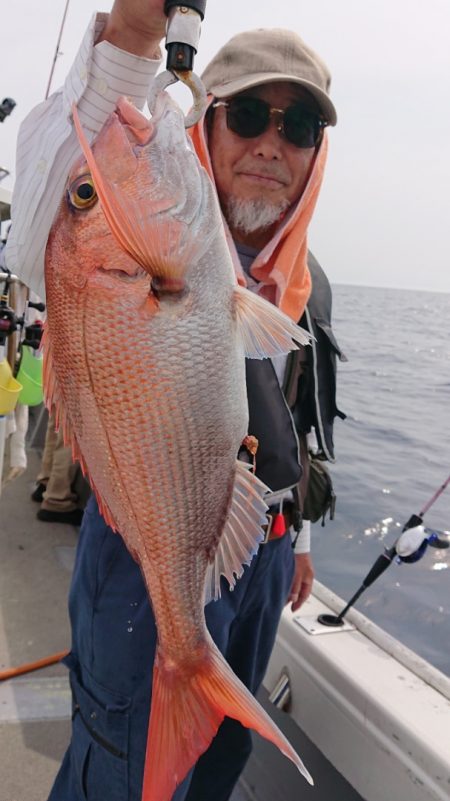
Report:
250,117,284,160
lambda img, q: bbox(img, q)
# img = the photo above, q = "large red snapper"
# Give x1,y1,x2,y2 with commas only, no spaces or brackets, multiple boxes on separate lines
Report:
43,92,313,800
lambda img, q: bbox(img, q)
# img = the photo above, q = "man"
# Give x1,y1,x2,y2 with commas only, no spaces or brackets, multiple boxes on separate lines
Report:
6,2,344,799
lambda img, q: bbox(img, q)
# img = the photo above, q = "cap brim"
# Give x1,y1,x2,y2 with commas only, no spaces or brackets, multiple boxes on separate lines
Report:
208,72,337,126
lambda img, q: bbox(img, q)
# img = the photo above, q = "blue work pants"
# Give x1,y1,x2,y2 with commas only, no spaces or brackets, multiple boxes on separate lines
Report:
48,496,295,801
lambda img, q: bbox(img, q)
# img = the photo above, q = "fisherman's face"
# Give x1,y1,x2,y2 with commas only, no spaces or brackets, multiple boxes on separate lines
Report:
208,81,320,247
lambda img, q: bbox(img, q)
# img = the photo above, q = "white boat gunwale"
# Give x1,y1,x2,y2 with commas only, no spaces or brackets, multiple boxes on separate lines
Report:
263,580,450,801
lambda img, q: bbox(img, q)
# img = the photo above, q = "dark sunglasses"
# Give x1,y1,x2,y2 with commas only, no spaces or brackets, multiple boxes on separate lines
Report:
212,96,328,149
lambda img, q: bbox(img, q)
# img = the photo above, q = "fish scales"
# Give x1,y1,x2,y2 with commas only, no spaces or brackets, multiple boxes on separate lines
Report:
50,280,242,648
43,92,313,799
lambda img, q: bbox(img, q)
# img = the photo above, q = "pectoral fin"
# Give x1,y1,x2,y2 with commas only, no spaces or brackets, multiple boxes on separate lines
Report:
233,285,312,359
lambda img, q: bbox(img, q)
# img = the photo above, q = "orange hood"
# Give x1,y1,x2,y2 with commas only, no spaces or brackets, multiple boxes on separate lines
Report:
189,97,329,322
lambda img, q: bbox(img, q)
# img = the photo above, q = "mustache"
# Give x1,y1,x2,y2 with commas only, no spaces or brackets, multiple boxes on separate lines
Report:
234,160,291,184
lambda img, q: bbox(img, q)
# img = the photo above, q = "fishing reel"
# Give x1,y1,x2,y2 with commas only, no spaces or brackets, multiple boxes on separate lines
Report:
21,300,46,350
22,319,44,351
0,275,18,345
318,510,449,628
0,97,16,124
148,1,208,127
0,273,45,347
394,524,449,564
0,303,18,346
0,306,45,346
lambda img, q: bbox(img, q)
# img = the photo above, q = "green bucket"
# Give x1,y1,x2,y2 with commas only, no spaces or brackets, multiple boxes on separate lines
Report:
17,345,44,406
0,358,23,415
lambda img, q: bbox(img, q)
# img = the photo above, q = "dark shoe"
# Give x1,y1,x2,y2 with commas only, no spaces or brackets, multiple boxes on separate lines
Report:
31,482,46,503
37,508,84,526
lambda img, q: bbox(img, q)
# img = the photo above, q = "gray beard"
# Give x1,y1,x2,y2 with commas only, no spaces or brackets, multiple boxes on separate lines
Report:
224,197,290,236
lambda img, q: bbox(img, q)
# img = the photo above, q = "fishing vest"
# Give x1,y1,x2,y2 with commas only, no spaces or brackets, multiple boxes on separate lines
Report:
245,252,346,495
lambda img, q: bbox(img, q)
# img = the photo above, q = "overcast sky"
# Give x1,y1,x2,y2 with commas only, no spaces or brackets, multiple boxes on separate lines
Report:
1,0,449,292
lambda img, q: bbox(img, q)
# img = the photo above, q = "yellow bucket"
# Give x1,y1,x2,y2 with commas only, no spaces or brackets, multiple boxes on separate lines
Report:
17,345,44,406
0,358,23,415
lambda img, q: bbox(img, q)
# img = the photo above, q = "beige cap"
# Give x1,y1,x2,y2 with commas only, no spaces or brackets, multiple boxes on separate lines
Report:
201,28,337,125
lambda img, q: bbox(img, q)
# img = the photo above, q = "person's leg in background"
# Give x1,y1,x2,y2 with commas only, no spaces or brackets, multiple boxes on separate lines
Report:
32,411,58,501
32,412,83,525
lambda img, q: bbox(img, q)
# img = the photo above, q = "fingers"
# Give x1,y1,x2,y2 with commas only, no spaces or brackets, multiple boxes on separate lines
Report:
288,581,312,612
287,553,315,613
289,580,313,612
100,1,167,58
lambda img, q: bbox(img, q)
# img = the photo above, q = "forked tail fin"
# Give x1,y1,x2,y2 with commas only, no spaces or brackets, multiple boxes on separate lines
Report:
142,643,313,801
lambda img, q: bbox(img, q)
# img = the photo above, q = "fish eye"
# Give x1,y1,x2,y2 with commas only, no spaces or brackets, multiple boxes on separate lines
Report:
68,174,98,211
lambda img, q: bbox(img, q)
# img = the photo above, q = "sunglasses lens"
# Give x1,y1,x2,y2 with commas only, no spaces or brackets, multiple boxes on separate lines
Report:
223,96,324,149
226,97,270,138
284,105,322,148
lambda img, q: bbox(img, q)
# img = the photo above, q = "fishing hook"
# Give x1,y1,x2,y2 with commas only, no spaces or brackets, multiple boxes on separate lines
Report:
147,68,207,128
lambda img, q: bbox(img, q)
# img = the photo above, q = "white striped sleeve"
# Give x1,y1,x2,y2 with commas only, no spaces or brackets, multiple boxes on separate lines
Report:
5,12,161,300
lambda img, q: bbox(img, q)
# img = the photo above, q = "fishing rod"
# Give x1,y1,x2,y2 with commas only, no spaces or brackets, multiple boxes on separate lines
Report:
319,474,450,627
45,0,71,100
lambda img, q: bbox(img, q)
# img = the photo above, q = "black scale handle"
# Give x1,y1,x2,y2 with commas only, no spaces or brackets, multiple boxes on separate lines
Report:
163,1,207,71
164,1,207,19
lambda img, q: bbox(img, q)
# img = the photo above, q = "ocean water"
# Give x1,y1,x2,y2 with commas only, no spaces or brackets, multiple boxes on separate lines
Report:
312,284,450,676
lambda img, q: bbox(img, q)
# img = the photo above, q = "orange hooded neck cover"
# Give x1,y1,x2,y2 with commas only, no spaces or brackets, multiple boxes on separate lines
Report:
189,98,329,322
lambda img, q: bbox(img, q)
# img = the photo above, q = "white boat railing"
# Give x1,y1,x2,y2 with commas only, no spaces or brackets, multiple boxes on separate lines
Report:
265,582,450,801
313,580,450,702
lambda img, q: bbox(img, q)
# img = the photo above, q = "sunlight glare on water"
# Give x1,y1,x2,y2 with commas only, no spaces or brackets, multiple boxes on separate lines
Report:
312,285,450,676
